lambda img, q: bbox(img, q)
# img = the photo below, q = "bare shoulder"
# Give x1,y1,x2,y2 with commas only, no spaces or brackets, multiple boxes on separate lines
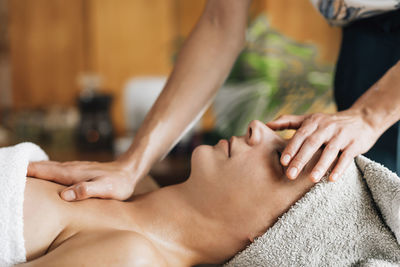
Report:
19,229,168,267
24,178,68,260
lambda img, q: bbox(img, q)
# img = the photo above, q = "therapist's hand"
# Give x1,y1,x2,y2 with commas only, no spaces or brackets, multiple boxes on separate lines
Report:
267,110,380,182
27,159,138,201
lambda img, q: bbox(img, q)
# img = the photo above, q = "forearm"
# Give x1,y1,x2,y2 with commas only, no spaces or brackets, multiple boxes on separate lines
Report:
350,60,400,136
119,0,251,179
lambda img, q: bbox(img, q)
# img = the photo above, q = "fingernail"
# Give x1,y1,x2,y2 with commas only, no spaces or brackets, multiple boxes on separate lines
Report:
62,190,76,201
311,171,321,182
282,154,291,165
331,173,338,182
288,167,298,179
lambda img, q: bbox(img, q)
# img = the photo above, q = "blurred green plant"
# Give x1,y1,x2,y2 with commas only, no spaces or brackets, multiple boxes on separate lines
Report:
214,15,335,137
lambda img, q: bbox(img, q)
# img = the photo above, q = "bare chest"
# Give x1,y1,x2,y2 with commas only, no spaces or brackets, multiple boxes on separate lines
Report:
23,178,136,260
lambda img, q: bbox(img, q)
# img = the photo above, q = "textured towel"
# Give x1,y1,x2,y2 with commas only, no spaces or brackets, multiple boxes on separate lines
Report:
0,143,48,267
226,155,400,266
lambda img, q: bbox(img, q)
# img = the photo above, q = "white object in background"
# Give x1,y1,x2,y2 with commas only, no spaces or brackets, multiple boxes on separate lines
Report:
117,76,200,157
118,76,203,157
123,77,167,133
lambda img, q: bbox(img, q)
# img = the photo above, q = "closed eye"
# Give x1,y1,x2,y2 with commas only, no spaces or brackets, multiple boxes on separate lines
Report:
276,150,284,173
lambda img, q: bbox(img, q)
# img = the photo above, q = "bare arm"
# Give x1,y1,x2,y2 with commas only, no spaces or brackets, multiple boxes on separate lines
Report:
350,60,400,132
268,60,400,182
28,0,253,201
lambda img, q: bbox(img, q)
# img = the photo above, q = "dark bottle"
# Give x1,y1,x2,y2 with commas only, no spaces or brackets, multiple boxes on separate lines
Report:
77,93,114,151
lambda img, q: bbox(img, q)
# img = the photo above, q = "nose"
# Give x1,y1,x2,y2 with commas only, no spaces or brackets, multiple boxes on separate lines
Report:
245,120,274,146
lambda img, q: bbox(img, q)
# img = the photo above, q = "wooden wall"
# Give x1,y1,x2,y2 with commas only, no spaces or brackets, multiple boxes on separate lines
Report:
87,0,177,136
9,0,84,108
0,0,11,108
8,0,341,134
264,0,341,63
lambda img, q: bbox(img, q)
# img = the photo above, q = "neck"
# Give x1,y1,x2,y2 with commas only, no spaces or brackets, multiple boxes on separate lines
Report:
129,182,250,266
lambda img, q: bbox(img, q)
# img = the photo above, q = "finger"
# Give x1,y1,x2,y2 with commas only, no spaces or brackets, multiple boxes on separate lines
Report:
310,137,343,182
28,161,72,184
280,121,318,167
286,131,328,180
266,114,307,131
60,179,113,201
329,146,356,182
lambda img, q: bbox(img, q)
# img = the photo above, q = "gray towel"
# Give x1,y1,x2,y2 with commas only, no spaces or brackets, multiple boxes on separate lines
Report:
226,156,400,266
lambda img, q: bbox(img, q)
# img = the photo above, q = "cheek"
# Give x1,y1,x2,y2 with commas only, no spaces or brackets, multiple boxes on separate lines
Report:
227,153,278,185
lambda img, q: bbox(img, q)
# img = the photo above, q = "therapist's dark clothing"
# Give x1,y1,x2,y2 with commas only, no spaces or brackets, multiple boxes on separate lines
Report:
334,9,400,175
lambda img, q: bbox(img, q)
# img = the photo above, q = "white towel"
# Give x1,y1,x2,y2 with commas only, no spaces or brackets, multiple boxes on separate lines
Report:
0,143,48,267
226,156,400,266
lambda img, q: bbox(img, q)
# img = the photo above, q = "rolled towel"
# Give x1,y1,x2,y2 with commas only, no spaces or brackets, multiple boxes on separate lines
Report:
0,143,48,267
226,156,400,266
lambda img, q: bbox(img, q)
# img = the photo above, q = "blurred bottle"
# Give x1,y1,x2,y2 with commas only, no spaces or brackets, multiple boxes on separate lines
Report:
77,74,114,151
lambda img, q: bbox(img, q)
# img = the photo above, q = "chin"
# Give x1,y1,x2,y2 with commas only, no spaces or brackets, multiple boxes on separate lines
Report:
191,145,210,161
190,145,213,173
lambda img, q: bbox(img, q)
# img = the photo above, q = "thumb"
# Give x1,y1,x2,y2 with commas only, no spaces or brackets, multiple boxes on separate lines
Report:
266,114,307,130
60,180,111,201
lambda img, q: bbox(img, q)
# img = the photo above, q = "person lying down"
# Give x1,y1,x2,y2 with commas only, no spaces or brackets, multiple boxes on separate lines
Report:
0,121,399,267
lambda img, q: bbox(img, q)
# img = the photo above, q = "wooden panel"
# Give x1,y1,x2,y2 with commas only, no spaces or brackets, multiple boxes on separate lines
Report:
87,0,176,134
9,0,84,108
175,0,206,38
0,0,8,54
0,0,11,108
264,0,342,63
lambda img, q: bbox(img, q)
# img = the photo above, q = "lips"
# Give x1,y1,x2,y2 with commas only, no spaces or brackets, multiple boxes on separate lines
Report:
228,138,232,157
